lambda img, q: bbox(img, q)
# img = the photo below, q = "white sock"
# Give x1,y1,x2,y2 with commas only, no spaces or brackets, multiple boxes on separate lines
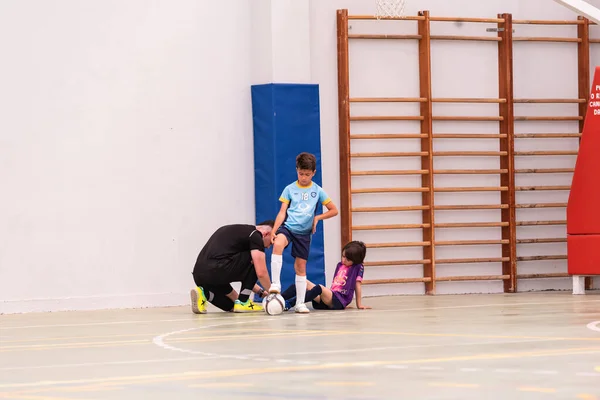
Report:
271,254,283,285
295,275,307,306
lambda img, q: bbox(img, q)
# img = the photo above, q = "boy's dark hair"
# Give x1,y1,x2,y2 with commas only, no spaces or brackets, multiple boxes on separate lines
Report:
296,152,317,171
342,241,367,265
257,220,275,228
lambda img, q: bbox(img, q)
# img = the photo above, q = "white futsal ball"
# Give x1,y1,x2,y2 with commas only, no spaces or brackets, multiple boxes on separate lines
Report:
263,293,285,315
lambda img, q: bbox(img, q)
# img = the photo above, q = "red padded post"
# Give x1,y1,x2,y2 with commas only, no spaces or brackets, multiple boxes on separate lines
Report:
567,66,600,275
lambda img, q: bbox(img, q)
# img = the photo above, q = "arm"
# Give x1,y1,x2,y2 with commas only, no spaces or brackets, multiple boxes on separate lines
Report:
312,201,338,233
253,284,267,298
272,202,289,242
354,281,371,310
251,249,272,290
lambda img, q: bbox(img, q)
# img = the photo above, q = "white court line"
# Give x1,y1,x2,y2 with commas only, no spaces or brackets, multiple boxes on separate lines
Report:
5,298,600,330
586,321,600,332
152,315,294,357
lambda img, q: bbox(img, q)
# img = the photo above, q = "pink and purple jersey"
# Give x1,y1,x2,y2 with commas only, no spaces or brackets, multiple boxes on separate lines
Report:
330,262,364,308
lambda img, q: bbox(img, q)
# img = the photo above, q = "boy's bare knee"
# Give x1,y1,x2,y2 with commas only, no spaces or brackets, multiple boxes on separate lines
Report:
294,260,307,275
273,235,287,253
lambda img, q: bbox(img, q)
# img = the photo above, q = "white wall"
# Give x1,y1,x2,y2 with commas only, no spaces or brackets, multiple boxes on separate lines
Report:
0,0,257,313
1,0,596,314
310,0,598,296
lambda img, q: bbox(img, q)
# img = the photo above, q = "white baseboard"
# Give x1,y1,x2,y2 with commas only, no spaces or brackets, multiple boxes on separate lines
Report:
0,292,190,314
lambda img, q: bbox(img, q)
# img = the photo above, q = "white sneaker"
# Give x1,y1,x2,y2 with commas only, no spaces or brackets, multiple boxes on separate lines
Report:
268,283,281,294
294,303,310,313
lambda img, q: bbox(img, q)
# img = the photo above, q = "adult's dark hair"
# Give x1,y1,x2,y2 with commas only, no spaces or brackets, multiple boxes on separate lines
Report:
342,241,367,265
296,152,317,171
257,220,275,228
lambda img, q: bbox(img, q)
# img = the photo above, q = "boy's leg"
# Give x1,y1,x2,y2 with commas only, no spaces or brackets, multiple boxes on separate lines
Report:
269,231,290,293
291,232,312,313
281,284,297,300
294,257,309,312
281,282,321,311
316,285,336,308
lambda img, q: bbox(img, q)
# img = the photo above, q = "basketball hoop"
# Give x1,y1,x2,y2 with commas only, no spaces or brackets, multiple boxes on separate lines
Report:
376,0,406,19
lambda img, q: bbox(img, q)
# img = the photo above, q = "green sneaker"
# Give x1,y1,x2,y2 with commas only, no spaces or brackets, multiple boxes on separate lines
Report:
190,287,208,314
233,299,263,313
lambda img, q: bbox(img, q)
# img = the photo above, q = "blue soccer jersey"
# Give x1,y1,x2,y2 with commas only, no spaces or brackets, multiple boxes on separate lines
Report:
279,181,331,234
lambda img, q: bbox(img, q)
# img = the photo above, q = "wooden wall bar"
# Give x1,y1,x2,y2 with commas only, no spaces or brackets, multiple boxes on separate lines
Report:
336,9,593,293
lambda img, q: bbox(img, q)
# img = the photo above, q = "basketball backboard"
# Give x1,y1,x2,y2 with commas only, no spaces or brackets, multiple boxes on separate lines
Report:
553,0,600,24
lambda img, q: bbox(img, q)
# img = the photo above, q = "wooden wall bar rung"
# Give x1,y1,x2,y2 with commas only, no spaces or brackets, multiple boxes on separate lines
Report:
348,15,425,21
436,257,510,264
362,278,432,285
430,16,504,23
352,206,430,212
434,186,508,192
436,239,509,245
351,151,429,157
351,134,429,139
433,151,507,156
514,116,583,121
433,98,506,103
435,204,508,210
516,203,567,208
514,98,585,103
349,34,422,40
350,97,427,102
366,242,431,248
517,238,567,244
515,151,578,156
431,35,502,42
513,37,581,43
517,255,568,261
353,223,430,230
351,115,424,121
590,39,600,44
352,187,429,194
351,169,430,176
433,133,507,138
513,19,584,25
432,116,504,121
516,220,567,226
436,274,510,281
517,273,570,279
515,186,571,191
515,168,574,173
436,222,509,228
434,169,508,174
514,133,581,138
365,260,431,267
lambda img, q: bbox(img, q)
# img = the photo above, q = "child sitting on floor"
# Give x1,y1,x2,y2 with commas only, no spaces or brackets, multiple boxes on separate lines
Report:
280,240,371,311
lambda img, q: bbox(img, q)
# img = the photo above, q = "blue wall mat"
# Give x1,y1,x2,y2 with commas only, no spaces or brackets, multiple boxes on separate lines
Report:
251,83,326,298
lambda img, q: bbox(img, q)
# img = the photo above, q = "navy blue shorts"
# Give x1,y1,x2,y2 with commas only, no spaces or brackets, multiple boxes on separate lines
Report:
277,226,311,260
312,294,345,310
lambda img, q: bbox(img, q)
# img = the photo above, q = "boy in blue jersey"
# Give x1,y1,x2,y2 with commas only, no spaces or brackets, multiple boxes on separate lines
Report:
268,152,338,313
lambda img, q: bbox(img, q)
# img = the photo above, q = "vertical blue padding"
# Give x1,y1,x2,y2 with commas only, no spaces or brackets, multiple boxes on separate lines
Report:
251,84,326,299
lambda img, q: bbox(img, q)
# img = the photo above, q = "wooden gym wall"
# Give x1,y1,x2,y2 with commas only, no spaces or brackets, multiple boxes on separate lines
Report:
336,9,597,294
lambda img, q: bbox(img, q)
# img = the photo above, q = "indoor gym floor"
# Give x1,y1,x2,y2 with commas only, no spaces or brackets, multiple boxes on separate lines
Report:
1,292,600,400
